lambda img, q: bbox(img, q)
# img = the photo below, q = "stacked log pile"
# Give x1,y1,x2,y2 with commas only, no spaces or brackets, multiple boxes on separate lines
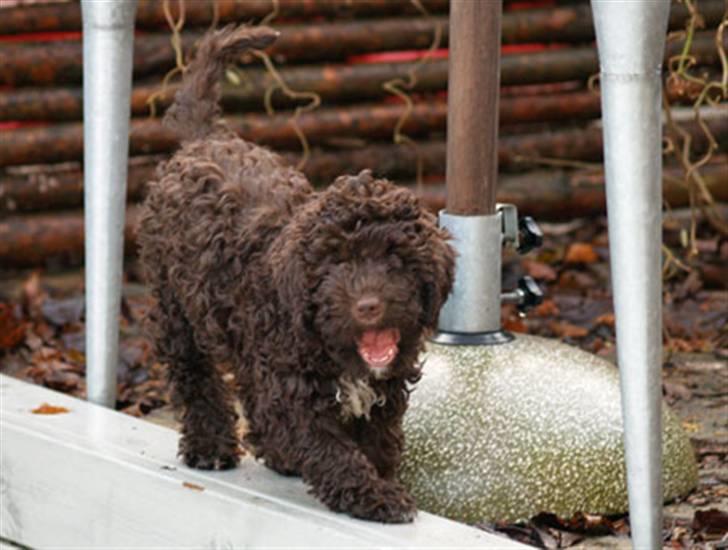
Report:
1,0,726,268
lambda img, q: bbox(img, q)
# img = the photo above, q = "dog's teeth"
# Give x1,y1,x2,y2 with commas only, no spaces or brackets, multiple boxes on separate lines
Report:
362,347,396,369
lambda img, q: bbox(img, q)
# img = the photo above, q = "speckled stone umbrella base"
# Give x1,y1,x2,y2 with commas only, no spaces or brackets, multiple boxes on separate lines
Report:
401,334,698,523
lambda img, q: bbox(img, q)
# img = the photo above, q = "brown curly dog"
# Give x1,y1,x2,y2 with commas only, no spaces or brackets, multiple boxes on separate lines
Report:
137,24,455,523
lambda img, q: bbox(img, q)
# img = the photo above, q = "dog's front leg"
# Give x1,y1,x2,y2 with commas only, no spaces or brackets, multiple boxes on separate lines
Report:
300,417,416,523
356,414,405,481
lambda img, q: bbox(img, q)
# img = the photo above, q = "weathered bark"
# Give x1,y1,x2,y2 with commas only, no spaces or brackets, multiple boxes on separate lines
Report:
0,0,720,42
0,32,181,87
0,208,139,269
0,16,451,88
1,14,721,87
6,74,711,126
3,107,726,168
2,31,720,116
4,129,725,213
2,160,725,267
0,159,159,212
2,77,605,123
2,102,449,166
500,1,725,44
410,161,728,218
1,144,447,212
0,0,450,35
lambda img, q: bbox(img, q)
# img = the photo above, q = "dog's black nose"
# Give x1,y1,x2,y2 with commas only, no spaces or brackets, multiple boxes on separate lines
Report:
354,295,384,324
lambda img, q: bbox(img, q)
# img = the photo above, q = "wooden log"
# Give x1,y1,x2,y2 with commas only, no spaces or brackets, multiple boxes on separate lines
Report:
0,210,85,268
2,103,726,168
0,159,159,212
0,0,721,43
1,60,448,120
0,32,178,87
500,1,726,44
2,161,726,267
410,161,728,218
1,14,721,87
4,126,726,213
0,16,449,88
2,31,721,117
265,16,448,63
3,76,710,126
2,65,600,123
1,101,449,166
1,143,447,212
0,0,450,35
167,49,588,106
0,208,139,268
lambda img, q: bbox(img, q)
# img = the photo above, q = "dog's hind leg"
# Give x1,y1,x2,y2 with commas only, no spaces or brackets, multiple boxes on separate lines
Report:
152,288,240,470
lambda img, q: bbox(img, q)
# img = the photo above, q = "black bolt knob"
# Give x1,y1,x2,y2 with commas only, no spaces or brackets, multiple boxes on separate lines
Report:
517,216,543,254
517,276,544,314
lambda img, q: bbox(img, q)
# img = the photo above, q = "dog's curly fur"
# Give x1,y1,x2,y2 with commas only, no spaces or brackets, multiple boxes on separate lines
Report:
137,24,455,523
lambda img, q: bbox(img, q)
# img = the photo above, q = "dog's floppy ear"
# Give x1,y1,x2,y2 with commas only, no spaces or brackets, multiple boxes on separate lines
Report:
268,225,317,346
412,214,456,331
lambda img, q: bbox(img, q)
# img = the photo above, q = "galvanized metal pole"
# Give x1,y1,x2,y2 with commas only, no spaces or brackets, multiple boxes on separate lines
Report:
591,2,670,548
437,0,504,337
82,0,137,407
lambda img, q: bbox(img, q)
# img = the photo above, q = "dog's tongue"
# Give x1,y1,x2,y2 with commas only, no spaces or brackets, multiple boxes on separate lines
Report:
357,329,400,369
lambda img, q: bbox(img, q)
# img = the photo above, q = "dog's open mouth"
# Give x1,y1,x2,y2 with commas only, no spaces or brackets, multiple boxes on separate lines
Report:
357,329,400,369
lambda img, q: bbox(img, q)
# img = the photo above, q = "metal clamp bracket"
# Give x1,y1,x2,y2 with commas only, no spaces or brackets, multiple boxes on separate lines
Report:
497,203,543,254
497,203,519,250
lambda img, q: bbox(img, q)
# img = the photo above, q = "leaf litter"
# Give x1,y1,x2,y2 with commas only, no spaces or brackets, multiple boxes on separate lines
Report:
0,213,725,548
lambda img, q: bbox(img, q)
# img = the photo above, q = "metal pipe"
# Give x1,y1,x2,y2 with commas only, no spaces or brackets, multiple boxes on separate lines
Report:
82,0,137,407
437,212,502,333
437,0,503,336
591,2,670,548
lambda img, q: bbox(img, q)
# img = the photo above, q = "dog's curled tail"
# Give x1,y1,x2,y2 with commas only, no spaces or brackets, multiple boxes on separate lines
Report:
163,25,278,141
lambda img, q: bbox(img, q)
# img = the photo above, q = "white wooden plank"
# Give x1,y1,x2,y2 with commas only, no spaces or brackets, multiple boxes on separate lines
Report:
0,374,524,549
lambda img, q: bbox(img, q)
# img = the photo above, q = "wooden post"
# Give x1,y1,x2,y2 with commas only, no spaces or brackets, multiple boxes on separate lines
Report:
446,0,502,215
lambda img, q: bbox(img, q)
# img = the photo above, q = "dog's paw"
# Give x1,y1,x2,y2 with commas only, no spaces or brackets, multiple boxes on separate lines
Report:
179,437,242,471
350,481,417,524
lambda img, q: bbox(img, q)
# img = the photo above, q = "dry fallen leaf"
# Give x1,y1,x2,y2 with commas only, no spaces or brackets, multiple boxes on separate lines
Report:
558,269,597,290
681,420,701,433
0,303,26,351
549,320,589,339
594,312,615,327
31,403,70,415
564,242,599,264
182,481,205,492
523,259,558,281
533,299,560,317
503,317,527,333
21,271,48,317
692,508,728,535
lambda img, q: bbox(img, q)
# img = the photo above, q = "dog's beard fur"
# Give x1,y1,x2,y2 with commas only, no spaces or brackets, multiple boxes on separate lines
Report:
336,375,385,421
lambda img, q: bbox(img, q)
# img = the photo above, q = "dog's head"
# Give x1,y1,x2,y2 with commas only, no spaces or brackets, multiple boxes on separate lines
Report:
270,170,455,381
